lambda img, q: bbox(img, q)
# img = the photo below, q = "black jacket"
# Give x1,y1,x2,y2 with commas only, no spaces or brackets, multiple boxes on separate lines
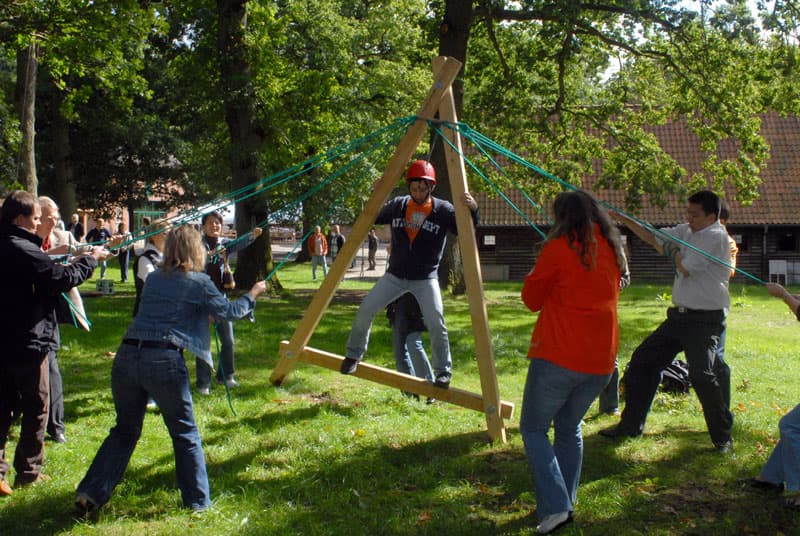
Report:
0,224,97,359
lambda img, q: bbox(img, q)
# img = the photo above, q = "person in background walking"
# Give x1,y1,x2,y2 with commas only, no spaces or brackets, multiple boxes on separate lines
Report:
117,222,133,283
309,225,328,281
368,228,379,270
85,218,112,279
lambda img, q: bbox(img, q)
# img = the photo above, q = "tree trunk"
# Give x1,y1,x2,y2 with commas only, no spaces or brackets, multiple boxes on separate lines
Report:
16,43,38,194
433,0,473,292
216,0,279,291
52,89,78,217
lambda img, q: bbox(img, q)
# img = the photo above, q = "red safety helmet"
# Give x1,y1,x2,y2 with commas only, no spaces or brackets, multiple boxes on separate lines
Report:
405,160,437,185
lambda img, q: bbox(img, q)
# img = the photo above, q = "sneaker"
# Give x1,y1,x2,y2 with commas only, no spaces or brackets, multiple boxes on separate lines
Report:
714,440,733,453
536,511,573,534
598,424,641,439
217,376,239,388
426,397,436,405
434,372,451,389
75,493,98,519
146,399,158,410
197,386,211,396
340,357,359,375
0,478,11,496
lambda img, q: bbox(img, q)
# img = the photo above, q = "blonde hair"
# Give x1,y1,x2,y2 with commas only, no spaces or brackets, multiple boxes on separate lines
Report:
146,219,170,245
161,225,206,273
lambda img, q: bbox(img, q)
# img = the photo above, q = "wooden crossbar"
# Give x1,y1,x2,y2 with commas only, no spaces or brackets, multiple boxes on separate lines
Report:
282,341,514,420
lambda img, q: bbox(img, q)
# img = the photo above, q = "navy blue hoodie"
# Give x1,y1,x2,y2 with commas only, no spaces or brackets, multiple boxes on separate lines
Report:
376,195,478,280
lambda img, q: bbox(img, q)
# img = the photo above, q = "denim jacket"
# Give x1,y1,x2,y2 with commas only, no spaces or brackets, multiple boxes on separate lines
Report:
123,270,255,368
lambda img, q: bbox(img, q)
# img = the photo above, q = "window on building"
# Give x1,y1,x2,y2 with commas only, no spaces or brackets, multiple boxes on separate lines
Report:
778,232,797,252
480,234,496,252
732,234,747,252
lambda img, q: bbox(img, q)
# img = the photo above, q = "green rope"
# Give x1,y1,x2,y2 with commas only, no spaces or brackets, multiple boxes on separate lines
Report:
429,121,549,239
431,118,764,284
60,291,91,330
264,118,407,283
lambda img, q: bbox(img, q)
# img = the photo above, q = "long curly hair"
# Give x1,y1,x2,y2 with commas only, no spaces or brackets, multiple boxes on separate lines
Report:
547,189,626,273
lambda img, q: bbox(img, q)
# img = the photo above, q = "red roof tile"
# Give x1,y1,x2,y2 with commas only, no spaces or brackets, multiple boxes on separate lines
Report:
474,111,800,227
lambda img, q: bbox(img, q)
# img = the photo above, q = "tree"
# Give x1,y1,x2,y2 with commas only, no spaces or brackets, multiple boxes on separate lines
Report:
1,1,162,210
430,0,800,291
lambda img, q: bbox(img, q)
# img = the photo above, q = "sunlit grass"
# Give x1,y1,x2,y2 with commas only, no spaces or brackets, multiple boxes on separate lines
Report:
1,263,799,535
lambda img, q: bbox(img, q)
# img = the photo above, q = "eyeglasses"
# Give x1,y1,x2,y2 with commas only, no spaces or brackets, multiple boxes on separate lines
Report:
409,182,431,193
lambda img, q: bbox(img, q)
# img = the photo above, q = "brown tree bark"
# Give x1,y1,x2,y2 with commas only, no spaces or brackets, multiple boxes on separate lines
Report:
15,43,38,194
216,0,280,290
432,0,473,292
51,88,78,218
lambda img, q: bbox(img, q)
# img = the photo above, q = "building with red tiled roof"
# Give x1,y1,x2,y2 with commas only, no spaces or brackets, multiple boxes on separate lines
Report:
474,112,800,283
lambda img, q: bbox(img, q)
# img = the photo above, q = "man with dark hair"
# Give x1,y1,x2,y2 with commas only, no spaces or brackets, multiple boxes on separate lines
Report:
329,224,345,262
85,218,112,279
340,159,479,389
0,191,108,494
601,190,734,452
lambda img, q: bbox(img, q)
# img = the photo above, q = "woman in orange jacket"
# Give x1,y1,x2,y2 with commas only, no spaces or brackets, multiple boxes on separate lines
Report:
519,190,626,534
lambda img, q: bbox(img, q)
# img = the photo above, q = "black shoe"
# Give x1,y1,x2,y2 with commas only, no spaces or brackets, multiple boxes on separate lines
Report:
434,372,451,389
75,493,98,519
340,357,359,375
714,440,733,453
743,477,784,492
426,397,436,405
599,424,641,439
52,433,67,444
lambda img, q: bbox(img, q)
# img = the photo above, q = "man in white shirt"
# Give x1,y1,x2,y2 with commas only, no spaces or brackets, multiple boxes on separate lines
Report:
600,190,734,452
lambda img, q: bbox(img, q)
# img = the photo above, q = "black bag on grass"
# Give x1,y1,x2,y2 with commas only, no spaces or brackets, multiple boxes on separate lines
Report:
661,359,691,393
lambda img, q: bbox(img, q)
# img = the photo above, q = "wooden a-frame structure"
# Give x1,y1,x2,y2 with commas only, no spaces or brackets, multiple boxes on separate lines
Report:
270,56,513,443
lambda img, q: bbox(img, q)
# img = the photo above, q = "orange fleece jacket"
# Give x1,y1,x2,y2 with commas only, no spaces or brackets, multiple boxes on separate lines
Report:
521,229,621,375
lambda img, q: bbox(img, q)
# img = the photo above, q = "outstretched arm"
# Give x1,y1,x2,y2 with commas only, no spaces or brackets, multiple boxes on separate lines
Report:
610,210,688,276
610,211,661,254
767,282,800,316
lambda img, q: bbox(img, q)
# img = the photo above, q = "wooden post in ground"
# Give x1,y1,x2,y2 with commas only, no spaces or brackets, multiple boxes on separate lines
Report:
433,58,507,443
270,56,463,386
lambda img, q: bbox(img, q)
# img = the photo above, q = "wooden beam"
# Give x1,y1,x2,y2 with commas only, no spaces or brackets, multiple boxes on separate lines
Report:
270,56,463,386
434,57,508,443
283,342,514,419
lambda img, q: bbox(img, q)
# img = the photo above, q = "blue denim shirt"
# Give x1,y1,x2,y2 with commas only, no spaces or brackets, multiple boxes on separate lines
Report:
123,270,255,368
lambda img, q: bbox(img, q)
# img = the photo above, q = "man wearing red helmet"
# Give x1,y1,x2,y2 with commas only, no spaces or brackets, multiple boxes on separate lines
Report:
340,159,479,389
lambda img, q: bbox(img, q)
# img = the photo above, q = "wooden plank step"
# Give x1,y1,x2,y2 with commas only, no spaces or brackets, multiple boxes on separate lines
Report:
281,341,515,420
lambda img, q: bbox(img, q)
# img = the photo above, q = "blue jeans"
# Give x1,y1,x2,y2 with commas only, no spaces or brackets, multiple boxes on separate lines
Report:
311,255,327,279
760,403,800,492
196,320,235,388
393,329,434,381
346,274,451,376
77,344,210,510
519,359,610,520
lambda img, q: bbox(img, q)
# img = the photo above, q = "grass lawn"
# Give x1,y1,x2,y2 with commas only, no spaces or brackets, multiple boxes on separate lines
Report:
1,262,799,535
